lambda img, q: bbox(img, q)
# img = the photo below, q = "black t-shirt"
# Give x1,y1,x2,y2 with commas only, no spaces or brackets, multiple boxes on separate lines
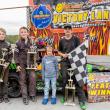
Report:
59,36,80,54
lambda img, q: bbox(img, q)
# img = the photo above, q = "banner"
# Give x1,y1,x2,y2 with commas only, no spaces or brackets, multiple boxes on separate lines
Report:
87,73,110,103
53,3,110,26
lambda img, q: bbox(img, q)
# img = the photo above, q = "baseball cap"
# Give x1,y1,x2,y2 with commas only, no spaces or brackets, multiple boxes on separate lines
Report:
64,24,72,29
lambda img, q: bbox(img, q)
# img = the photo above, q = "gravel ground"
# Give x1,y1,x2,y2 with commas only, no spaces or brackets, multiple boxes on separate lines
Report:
0,95,110,110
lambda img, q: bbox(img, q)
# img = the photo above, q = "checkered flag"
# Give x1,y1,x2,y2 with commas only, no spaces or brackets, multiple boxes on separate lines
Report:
44,37,54,46
68,40,88,87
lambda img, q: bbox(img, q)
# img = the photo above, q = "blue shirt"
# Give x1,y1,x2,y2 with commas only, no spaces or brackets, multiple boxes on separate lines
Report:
42,55,59,78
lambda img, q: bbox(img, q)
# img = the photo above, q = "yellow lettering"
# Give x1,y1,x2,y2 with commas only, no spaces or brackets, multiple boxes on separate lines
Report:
58,14,62,23
91,11,95,21
62,14,67,23
100,90,106,95
96,10,102,20
106,82,110,88
97,90,101,95
72,14,77,22
83,11,88,21
103,10,109,20
90,84,95,89
89,90,97,95
53,10,110,24
78,13,83,22
95,83,99,89
106,90,110,95
67,14,73,23
100,83,105,89
53,14,58,24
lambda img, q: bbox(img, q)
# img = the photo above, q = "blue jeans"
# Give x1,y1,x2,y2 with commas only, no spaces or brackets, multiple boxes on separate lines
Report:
44,77,56,99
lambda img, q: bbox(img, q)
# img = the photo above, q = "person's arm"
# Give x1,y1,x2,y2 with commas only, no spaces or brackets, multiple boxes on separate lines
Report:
3,43,12,69
7,43,13,63
58,51,68,58
14,42,22,72
41,57,45,80
14,42,20,66
54,57,59,75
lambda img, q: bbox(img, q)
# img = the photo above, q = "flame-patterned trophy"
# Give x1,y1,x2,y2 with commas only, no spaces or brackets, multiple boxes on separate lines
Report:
64,68,75,106
0,48,8,82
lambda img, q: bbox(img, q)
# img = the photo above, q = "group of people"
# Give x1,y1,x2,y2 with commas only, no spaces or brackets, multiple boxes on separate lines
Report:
0,25,87,110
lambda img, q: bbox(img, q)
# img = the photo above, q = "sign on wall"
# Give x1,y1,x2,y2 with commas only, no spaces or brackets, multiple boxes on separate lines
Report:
53,3,110,26
31,5,52,29
87,73,110,102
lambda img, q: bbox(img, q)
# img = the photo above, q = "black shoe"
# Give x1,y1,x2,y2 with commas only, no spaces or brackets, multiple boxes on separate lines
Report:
30,96,36,102
0,98,3,103
4,97,9,103
23,98,29,105
3,95,9,103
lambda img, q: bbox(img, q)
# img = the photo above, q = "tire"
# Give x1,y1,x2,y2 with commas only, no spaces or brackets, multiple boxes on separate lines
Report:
8,72,21,98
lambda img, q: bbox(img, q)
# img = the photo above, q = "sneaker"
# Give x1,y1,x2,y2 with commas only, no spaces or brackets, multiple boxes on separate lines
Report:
60,97,65,104
3,95,9,103
0,97,3,103
23,98,29,105
79,102,87,110
42,98,48,105
51,98,56,104
30,96,36,102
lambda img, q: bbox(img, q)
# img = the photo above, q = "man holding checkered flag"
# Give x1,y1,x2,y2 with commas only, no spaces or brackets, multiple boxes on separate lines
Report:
68,40,88,87
58,24,87,110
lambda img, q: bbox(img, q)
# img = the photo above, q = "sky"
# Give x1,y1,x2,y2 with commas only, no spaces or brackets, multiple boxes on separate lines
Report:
0,0,29,35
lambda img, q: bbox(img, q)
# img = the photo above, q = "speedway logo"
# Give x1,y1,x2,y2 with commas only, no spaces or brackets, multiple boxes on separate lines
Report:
31,5,52,29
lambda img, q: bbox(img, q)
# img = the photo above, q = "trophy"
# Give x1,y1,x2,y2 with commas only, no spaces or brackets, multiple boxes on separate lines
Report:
0,48,8,82
64,68,75,106
26,39,38,70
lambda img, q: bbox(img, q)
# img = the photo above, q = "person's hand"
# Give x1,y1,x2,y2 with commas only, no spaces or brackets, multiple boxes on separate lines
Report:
16,66,22,72
42,76,44,81
62,53,68,58
3,62,9,69
56,74,59,80
30,45,34,49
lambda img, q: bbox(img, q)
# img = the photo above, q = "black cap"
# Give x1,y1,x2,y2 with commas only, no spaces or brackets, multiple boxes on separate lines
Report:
64,24,72,29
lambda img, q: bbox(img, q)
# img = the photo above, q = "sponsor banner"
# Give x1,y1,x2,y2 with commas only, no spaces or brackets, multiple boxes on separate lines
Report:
53,3,110,26
87,73,110,103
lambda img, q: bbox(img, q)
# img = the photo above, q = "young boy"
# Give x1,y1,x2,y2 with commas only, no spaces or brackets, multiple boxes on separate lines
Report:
0,28,13,103
14,27,36,105
42,46,59,105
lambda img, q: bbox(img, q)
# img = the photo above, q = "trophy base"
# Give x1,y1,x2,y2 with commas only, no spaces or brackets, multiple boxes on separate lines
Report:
0,64,4,66
64,102,75,106
0,79,3,82
65,86,75,89
27,52,37,54
26,68,37,70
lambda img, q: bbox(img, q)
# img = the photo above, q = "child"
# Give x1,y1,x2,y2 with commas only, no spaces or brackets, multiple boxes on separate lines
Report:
14,27,36,105
42,46,59,105
0,28,13,103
